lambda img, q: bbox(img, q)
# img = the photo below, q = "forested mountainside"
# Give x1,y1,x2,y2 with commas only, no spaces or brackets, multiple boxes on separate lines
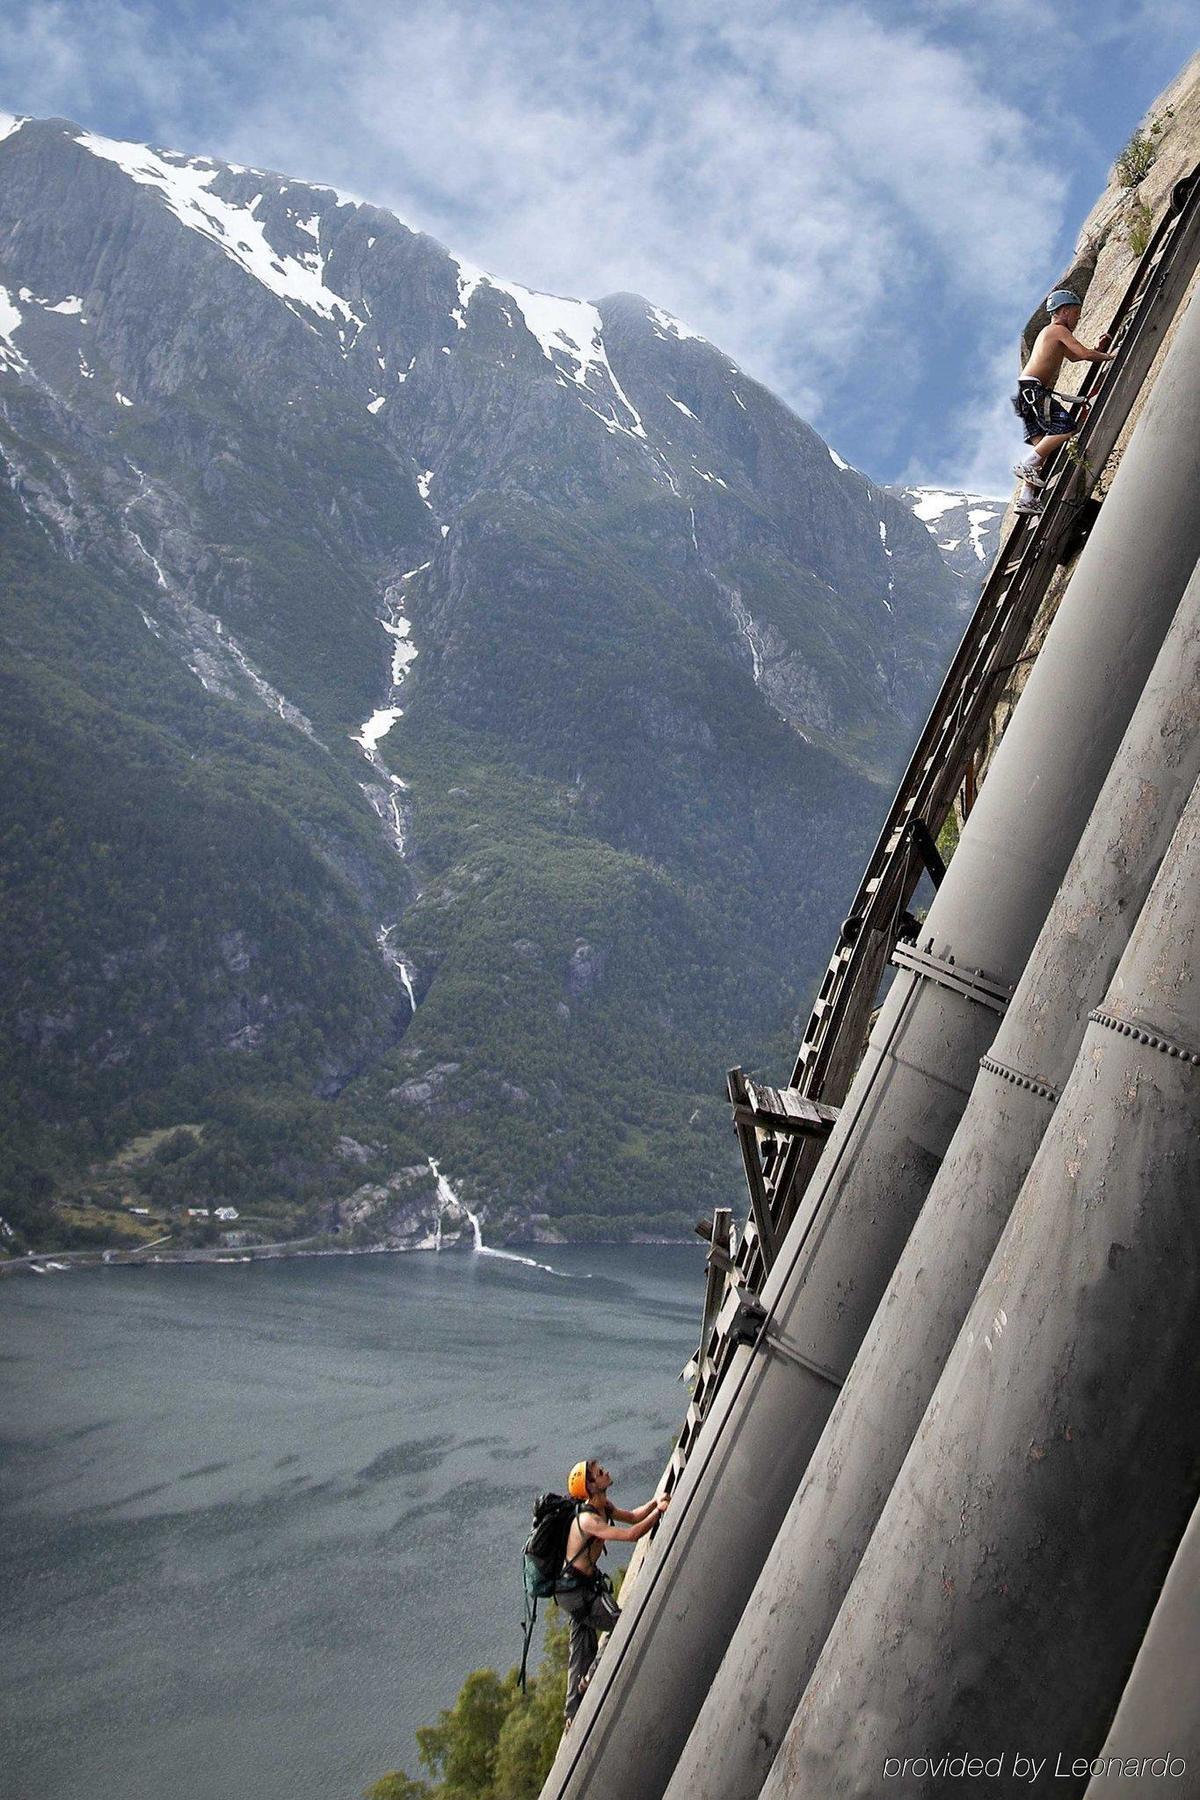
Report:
0,114,970,1252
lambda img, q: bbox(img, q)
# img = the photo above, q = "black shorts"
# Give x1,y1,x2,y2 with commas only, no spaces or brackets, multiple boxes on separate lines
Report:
1013,378,1080,443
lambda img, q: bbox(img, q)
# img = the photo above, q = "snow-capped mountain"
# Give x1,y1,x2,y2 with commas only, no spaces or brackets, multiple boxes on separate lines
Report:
888,485,1006,585
0,115,968,1245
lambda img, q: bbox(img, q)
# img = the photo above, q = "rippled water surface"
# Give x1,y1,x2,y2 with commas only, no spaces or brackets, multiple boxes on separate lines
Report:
0,1245,702,1800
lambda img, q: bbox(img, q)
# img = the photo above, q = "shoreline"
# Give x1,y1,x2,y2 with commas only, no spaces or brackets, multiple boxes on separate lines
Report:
0,1232,696,1278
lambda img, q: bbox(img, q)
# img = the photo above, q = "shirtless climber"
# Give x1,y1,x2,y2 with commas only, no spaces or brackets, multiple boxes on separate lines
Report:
1012,287,1115,513
557,1459,668,1730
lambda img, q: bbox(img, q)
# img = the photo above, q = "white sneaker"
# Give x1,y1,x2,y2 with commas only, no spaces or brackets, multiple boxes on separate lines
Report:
1013,460,1045,488
1013,494,1043,515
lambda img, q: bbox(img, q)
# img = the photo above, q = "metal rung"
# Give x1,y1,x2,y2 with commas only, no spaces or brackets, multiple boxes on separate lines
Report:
892,942,1012,1015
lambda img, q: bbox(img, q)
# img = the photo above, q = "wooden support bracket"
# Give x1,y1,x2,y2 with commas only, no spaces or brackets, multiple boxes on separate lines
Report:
730,1075,839,1139
727,1068,780,1268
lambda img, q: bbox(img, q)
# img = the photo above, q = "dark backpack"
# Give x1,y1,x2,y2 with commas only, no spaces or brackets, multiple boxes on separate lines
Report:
518,1492,577,1689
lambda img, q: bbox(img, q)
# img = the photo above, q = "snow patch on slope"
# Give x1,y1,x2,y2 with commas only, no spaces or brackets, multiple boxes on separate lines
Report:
910,489,963,523
646,304,705,344
75,130,364,331
891,485,1005,584
907,489,1003,558
0,285,28,373
357,708,403,751
454,261,646,439
19,289,86,317
967,507,998,562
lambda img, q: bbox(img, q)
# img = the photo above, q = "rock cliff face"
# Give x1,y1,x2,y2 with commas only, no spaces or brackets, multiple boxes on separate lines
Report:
0,115,968,1248
979,52,1200,769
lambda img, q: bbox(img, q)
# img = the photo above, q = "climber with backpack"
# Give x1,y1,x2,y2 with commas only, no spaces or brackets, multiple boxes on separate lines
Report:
519,1457,668,1728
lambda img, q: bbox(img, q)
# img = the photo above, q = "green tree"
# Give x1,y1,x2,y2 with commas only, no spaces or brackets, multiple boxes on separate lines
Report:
367,1778,432,1800
493,1616,568,1800
366,1614,568,1800
417,1668,515,1798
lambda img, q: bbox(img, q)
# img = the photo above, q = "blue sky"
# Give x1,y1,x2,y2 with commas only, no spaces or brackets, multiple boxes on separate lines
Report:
1,0,1194,490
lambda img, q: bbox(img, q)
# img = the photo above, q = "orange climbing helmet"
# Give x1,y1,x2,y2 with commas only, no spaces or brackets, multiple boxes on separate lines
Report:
567,1460,591,1501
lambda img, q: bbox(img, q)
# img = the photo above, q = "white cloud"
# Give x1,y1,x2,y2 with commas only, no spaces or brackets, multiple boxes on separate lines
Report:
0,0,272,183
900,335,1022,495
214,1,1068,445
1,0,1186,489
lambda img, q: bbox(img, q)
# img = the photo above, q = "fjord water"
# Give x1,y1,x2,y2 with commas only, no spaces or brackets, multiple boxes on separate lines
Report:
0,1245,702,1800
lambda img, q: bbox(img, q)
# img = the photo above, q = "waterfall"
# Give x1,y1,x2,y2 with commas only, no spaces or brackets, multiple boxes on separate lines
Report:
350,570,421,855
377,924,418,1013
427,1158,568,1275
429,1158,482,1249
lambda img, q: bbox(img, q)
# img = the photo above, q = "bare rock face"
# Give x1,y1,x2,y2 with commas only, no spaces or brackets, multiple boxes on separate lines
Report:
334,1136,375,1164
997,52,1200,553
523,1216,568,1245
1054,53,1200,376
338,1164,455,1248
978,52,1200,773
566,942,606,998
388,1064,462,1109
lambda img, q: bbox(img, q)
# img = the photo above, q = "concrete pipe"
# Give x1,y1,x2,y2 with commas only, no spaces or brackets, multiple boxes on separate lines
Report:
762,775,1200,1800
1081,1498,1200,1795
664,551,1200,1800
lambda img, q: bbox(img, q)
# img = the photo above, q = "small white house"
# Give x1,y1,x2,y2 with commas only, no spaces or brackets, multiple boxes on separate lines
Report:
187,1207,211,1218
214,1206,239,1222
129,1207,151,1216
